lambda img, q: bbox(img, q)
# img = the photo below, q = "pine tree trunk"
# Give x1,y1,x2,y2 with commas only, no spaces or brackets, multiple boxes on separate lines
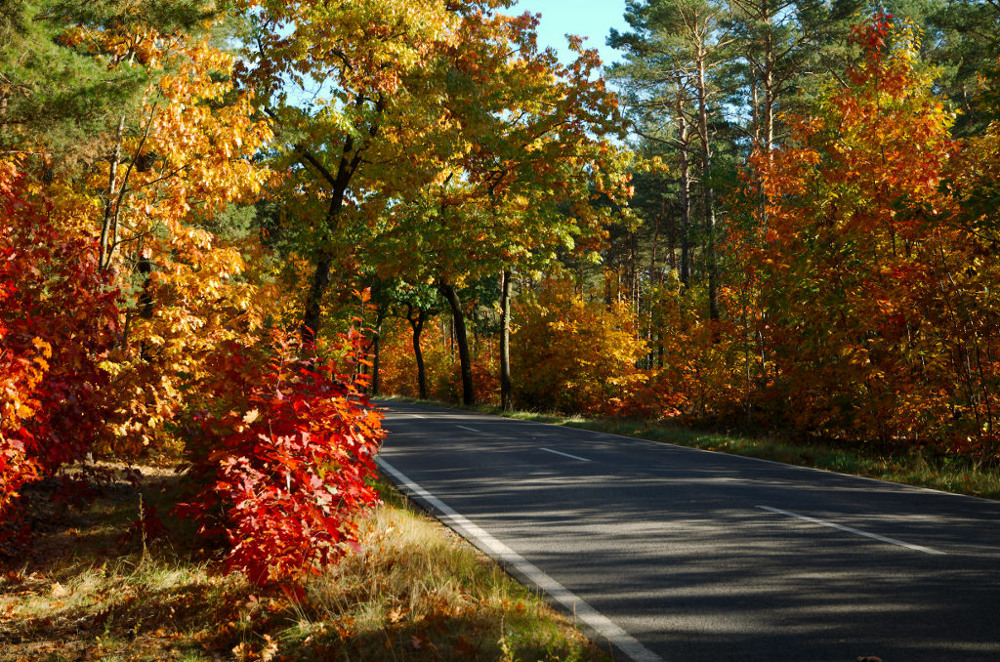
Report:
677,92,692,286
696,53,720,322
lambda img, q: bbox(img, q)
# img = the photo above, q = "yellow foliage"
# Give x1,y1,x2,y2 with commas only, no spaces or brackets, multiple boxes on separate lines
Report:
511,276,648,416
46,23,279,458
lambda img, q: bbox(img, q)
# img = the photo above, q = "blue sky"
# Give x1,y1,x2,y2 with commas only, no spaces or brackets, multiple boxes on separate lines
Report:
511,0,629,67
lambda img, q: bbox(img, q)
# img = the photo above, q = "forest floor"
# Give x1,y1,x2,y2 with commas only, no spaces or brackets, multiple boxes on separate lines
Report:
381,396,1000,502
0,464,610,661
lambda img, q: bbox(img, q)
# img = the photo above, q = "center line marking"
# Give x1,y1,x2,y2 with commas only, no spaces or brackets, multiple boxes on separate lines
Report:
540,447,591,462
757,505,946,555
377,457,662,662
456,425,480,433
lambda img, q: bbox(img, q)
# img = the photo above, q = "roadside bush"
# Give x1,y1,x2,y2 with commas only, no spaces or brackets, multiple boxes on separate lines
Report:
176,332,384,585
0,164,120,520
512,277,648,416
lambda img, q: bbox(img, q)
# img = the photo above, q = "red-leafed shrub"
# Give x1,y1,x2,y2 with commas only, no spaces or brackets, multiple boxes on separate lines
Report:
177,332,384,585
0,163,120,520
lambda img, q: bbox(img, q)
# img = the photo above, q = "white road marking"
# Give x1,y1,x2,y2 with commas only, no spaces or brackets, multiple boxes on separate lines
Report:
540,447,592,462
757,505,946,555
456,425,480,433
409,414,426,419
377,457,664,662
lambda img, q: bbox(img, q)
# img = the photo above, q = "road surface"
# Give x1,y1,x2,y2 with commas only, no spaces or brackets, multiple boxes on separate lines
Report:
377,401,1000,662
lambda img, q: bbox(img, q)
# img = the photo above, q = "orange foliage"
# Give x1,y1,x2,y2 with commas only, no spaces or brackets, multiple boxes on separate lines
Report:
732,14,1000,455
176,330,383,585
632,278,737,421
377,317,499,406
368,17,1000,464
58,25,276,456
0,161,120,519
511,277,648,416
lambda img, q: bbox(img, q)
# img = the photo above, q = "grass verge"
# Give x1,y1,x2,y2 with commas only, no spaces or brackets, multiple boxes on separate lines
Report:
380,395,1000,501
0,467,610,661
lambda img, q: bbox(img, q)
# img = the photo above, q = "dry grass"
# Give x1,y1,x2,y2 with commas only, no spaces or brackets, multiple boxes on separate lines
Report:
0,469,610,661
289,484,608,660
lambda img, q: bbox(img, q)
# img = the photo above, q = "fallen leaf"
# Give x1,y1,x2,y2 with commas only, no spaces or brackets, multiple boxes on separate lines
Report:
410,633,427,650
260,634,279,662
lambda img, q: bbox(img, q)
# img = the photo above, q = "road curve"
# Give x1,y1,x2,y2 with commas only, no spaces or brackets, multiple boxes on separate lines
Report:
376,401,1000,662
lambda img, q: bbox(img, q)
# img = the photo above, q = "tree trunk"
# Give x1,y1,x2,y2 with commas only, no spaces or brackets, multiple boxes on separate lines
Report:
407,306,428,400
302,250,333,346
649,194,665,286
294,116,374,346
135,251,155,361
440,282,475,406
100,114,127,270
371,312,385,396
677,89,692,286
137,254,154,320
500,269,513,412
696,52,720,322
762,0,775,156
301,188,348,345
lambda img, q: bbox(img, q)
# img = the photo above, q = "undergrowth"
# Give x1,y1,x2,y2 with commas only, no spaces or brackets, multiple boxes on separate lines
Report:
0,468,609,661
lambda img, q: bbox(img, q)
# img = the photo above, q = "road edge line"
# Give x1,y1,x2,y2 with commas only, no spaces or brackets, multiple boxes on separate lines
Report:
376,399,1000,506
757,505,946,555
376,456,664,662
539,447,592,462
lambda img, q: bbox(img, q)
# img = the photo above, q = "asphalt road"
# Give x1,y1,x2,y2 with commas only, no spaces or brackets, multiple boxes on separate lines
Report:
376,401,1000,662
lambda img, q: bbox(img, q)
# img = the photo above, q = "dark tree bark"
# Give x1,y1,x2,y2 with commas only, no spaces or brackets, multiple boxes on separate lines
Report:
133,251,156,361
302,249,333,346
292,96,382,347
439,281,475,406
406,305,429,400
370,307,386,395
137,254,154,320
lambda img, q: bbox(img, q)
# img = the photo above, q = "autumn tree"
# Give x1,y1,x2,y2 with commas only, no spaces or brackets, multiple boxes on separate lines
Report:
238,0,463,345
48,23,274,455
0,161,120,522
395,283,444,400
746,14,974,443
512,275,648,415
366,5,630,408
0,0,394,585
